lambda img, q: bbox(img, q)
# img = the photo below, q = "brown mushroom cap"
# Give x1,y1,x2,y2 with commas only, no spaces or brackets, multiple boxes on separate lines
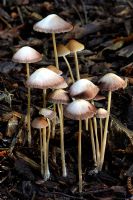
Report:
66,39,84,53
57,44,70,57
31,117,48,129
26,68,68,89
12,46,42,63
47,89,70,104
96,108,108,119
70,79,99,100
39,108,56,120
64,99,96,120
99,73,126,91
33,14,73,33
47,65,63,75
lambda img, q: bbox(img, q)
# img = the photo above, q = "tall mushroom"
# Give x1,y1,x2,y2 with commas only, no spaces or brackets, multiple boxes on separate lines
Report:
66,39,84,80
12,46,42,146
64,99,96,193
33,14,73,69
98,73,126,171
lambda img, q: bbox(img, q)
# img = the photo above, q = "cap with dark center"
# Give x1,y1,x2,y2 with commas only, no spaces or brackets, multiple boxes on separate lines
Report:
96,108,108,119
12,46,42,63
47,89,70,104
64,99,96,120
47,65,63,75
99,73,126,91
31,117,48,129
66,39,84,53
39,108,56,120
57,44,70,57
26,68,68,89
33,14,73,33
70,79,99,100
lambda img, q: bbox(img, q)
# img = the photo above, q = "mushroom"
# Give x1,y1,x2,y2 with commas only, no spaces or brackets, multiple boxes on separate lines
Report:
31,117,48,179
98,73,126,171
66,39,84,80
64,99,96,192
47,89,70,177
33,14,73,69
57,44,75,83
12,46,42,147
47,65,63,75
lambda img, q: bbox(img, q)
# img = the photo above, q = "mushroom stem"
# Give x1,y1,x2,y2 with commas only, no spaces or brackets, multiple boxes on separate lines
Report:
78,119,82,193
93,117,100,167
99,118,103,149
74,52,80,80
89,119,97,166
57,103,67,177
26,63,31,147
99,91,112,171
85,118,88,130
40,129,44,176
42,127,47,180
51,103,56,138
46,118,51,179
63,56,75,83
43,89,47,108
52,32,59,69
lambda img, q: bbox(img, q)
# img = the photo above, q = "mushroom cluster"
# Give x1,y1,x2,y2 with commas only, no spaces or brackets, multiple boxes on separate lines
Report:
12,13,127,193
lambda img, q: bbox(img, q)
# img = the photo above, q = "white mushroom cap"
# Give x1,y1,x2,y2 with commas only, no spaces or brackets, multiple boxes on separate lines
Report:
47,89,70,104
70,79,99,100
26,68,68,89
96,108,108,119
99,73,126,91
12,46,42,63
33,14,73,33
39,108,56,120
64,99,96,120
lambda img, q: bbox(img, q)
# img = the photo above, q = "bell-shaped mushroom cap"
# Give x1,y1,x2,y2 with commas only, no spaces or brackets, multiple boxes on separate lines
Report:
66,39,84,53
39,108,56,120
12,46,42,63
99,73,126,91
96,108,108,119
47,89,70,104
57,44,70,57
26,68,68,89
47,65,63,75
33,14,73,33
31,117,48,129
70,79,99,100
64,99,96,120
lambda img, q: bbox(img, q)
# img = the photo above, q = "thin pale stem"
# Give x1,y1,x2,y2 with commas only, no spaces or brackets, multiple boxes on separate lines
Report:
99,118,103,150
46,119,51,179
51,103,56,138
89,119,97,166
52,32,59,69
99,91,112,171
42,128,47,180
43,89,47,108
40,129,44,176
57,103,67,177
63,56,75,83
93,117,100,167
74,52,80,80
26,63,31,147
78,119,82,193
85,118,88,131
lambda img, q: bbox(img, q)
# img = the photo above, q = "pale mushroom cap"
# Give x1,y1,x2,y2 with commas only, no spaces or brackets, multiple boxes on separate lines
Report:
26,68,67,89
96,108,108,118
93,95,106,101
64,99,96,120
66,39,84,53
31,117,48,129
33,14,73,33
57,44,70,57
47,65,63,75
70,79,99,100
39,108,56,120
12,46,42,63
99,73,126,91
47,89,70,104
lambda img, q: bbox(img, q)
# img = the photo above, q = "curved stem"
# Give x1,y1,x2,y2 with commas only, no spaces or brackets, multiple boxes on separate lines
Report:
74,52,80,80
63,56,75,83
78,119,82,193
26,63,31,147
52,32,59,69
40,129,44,176
89,119,97,166
99,91,112,171
58,103,67,177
